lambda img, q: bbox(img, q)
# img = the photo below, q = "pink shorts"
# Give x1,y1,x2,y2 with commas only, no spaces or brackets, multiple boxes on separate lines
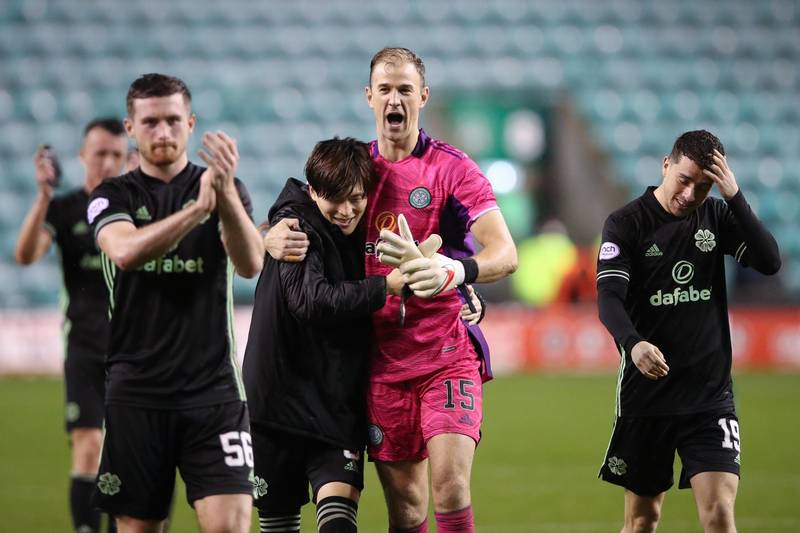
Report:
367,356,483,462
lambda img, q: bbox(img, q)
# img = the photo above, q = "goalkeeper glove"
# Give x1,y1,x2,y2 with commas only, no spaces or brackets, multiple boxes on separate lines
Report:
400,252,464,298
377,214,465,298
377,213,440,266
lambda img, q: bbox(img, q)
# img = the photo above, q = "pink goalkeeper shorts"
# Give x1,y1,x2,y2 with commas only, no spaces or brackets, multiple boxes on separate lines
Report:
367,355,482,462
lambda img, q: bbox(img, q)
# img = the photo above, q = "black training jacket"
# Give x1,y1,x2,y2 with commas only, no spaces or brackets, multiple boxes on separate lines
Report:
243,178,386,449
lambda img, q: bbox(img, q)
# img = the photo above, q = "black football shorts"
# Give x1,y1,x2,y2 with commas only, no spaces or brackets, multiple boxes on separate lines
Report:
93,401,253,520
250,424,365,514
599,409,741,496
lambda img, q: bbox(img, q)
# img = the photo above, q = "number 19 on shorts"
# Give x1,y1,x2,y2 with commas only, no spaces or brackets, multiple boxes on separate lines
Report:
718,418,740,452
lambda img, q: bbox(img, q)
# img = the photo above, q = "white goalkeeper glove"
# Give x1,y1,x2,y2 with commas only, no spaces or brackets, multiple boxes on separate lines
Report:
377,214,440,266
400,252,464,298
376,214,464,299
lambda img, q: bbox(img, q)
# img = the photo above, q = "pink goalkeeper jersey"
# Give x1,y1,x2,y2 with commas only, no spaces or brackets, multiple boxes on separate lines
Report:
365,130,498,383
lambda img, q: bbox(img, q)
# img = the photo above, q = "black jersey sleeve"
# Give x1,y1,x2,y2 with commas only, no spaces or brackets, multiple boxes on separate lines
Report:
88,180,134,239
718,190,781,275
279,226,386,326
233,178,254,220
596,213,645,355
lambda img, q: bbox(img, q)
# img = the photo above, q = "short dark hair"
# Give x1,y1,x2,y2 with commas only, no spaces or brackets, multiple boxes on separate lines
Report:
369,47,426,87
126,73,192,116
83,117,125,137
669,130,725,170
305,137,375,200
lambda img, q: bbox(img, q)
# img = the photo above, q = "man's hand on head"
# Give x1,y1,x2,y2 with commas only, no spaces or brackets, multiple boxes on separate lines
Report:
703,149,739,200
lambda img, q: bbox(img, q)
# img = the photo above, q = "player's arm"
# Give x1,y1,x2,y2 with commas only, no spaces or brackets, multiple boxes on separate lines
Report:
280,230,402,325
597,281,668,380
14,149,56,264
96,171,216,271
199,132,264,278
705,149,781,275
381,210,517,298
596,217,668,379
467,209,518,283
263,218,310,262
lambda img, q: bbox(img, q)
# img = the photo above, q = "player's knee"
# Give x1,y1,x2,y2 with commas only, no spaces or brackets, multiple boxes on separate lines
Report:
385,486,427,528
698,500,735,531
72,434,103,473
625,506,661,533
202,505,251,533
430,474,470,512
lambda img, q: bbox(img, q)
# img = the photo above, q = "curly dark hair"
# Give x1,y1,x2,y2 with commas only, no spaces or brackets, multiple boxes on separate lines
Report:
668,130,725,170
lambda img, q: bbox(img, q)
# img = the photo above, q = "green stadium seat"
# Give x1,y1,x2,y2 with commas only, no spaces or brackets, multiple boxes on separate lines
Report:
1,0,798,302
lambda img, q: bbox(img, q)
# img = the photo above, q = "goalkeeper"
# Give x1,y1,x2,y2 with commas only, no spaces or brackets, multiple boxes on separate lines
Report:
243,138,483,533
264,44,518,533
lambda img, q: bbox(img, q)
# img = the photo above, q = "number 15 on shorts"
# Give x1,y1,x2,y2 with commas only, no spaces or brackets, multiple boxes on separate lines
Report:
220,431,254,467
443,379,475,410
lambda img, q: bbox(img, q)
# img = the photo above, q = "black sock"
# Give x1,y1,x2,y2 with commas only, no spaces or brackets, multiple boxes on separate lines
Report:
316,496,358,533
70,474,101,532
258,510,301,533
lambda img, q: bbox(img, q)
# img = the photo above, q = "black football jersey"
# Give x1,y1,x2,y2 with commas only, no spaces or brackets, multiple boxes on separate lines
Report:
88,162,252,409
44,188,108,355
596,187,753,417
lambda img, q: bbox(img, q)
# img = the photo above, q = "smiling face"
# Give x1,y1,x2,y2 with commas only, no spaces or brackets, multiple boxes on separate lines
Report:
656,154,714,217
366,59,429,151
309,185,367,236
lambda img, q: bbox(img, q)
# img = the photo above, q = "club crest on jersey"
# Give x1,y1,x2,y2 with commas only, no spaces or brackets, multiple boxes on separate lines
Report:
409,187,431,209
695,229,716,252
599,242,620,260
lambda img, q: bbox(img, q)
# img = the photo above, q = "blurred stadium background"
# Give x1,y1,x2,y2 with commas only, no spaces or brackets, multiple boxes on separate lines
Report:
1,0,798,530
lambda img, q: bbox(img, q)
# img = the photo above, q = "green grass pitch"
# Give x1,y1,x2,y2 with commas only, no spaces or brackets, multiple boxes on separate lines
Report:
1,373,798,531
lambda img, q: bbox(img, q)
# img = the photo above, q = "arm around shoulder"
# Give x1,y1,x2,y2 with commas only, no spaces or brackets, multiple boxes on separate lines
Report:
280,236,386,325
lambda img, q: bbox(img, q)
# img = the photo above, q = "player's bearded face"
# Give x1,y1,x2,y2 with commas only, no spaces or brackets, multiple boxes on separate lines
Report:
126,94,195,168
367,61,429,144
80,128,128,192
659,155,713,216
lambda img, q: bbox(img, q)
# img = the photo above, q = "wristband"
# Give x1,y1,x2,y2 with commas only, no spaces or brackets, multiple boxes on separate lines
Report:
457,257,479,284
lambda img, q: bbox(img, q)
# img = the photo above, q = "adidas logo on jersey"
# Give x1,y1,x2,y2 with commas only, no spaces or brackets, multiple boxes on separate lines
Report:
645,244,663,257
135,205,152,221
